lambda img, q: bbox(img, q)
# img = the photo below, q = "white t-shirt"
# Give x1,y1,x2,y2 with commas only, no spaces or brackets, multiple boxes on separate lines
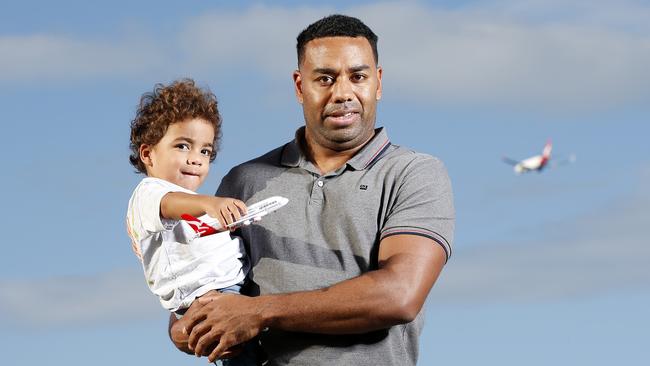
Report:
126,177,247,312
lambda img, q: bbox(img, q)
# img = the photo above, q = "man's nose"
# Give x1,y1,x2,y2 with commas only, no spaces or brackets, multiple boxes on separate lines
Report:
331,78,354,103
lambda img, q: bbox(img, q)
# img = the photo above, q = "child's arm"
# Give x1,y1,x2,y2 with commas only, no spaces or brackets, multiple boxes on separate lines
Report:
160,192,247,229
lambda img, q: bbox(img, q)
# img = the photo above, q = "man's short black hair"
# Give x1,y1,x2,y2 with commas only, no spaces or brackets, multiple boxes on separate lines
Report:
296,14,378,67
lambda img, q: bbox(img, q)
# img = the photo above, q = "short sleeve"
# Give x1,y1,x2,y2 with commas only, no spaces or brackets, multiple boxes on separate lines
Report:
127,178,194,237
380,156,455,261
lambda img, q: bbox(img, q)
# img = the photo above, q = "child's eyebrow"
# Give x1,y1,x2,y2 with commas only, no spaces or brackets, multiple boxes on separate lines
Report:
172,136,193,143
172,136,213,147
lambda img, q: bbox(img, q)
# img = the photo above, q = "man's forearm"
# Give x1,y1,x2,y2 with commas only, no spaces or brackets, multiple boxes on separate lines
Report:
257,271,415,333
254,237,446,334
177,235,446,360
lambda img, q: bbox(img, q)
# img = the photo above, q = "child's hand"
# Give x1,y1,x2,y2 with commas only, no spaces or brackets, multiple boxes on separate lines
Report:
204,197,247,230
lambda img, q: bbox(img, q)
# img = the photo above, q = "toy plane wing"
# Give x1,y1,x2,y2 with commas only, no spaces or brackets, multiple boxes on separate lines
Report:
182,196,289,236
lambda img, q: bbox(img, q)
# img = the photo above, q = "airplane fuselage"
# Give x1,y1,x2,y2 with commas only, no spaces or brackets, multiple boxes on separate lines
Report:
203,196,289,231
514,155,549,174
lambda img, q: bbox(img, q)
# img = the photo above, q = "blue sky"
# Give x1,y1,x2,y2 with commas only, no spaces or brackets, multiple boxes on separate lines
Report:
1,0,649,364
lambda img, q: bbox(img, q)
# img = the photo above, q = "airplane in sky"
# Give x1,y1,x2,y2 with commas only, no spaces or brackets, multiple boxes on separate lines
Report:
502,140,574,174
182,196,289,236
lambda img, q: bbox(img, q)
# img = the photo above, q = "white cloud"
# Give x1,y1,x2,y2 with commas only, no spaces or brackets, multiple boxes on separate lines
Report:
0,268,164,328
1,1,649,107
0,35,166,81
359,1,650,107
432,164,650,303
177,4,330,75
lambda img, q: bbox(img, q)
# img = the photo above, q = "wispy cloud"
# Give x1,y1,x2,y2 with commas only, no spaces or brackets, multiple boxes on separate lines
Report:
0,34,166,81
433,164,650,303
362,1,650,107
0,268,164,328
176,5,329,75
2,1,649,104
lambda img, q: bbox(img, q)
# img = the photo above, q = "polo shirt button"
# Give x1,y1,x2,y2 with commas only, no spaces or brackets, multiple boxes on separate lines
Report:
317,180,324,187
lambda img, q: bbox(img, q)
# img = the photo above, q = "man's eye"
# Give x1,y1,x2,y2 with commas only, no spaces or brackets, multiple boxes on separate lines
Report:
317,76,334,85
351,74,367,82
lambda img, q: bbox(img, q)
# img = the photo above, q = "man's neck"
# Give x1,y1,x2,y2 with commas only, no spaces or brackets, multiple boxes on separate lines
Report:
300,130,375,175
311,148,356,175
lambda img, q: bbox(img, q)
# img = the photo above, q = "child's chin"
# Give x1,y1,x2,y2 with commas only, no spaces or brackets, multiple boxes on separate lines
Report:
179,176,202,190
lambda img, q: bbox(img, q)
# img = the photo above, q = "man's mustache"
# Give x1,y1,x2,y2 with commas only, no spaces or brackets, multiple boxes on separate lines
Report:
323,101,362,116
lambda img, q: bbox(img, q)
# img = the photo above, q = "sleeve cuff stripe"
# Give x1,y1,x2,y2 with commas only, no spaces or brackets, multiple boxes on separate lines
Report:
381,229,452,262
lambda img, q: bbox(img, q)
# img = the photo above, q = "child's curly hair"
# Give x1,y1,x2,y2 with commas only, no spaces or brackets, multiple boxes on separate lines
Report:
129,78,222,174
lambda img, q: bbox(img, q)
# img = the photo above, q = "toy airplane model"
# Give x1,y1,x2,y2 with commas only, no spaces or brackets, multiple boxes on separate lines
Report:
502,140,575,174
182,196,289,236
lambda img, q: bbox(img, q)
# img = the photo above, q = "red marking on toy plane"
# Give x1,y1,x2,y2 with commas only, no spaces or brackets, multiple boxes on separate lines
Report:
181,214,218,237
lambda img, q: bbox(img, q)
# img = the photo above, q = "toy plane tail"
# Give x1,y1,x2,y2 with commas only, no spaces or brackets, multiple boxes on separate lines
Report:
181,214,219,237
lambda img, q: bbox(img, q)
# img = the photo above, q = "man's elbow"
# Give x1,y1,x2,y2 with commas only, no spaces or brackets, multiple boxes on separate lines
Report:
381,293,424,325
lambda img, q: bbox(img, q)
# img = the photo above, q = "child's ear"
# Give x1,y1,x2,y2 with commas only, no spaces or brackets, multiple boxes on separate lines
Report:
139,144,153,167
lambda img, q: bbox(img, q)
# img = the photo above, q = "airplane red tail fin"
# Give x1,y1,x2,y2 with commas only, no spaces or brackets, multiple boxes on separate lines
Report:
543,140,553,158
181,214,218,237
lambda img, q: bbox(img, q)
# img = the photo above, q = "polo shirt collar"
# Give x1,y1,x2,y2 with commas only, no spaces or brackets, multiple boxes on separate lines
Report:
280,127,306,168
346,127,391,170
281,126,391,171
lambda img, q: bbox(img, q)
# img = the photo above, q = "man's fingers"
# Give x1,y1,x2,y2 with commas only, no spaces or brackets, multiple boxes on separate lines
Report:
193,328,221,357
219,344,244,359
187,320,213,350
183,312,206,335
207,334,236,363
177,301,205,339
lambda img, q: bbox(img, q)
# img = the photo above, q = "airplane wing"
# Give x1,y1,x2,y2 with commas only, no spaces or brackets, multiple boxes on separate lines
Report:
556,154,577,165
549,154,577,168
502,156,520,166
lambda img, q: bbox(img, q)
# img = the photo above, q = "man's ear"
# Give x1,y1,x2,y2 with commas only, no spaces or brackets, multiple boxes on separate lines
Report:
376,66,383,101
293,70,304,104
139,144,153,167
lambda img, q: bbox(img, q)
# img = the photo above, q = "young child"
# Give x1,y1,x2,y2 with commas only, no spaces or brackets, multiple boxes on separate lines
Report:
125,79,254,365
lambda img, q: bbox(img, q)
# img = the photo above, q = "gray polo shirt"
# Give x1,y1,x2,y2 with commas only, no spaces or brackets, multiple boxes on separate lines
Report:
217,127,454,366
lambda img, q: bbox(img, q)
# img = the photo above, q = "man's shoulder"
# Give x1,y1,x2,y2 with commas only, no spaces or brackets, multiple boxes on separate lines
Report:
218,143,290,198
228,144,287,176
380,144,447,173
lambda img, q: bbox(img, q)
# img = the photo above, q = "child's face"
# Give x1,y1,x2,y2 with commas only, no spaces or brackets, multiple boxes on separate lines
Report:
141,118,215,191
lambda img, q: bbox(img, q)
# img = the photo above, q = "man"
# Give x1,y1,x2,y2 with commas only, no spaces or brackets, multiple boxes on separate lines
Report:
170,14,454,365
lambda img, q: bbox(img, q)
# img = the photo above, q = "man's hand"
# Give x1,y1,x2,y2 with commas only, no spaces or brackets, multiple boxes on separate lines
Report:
178,292,266,363
168,235,447,361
